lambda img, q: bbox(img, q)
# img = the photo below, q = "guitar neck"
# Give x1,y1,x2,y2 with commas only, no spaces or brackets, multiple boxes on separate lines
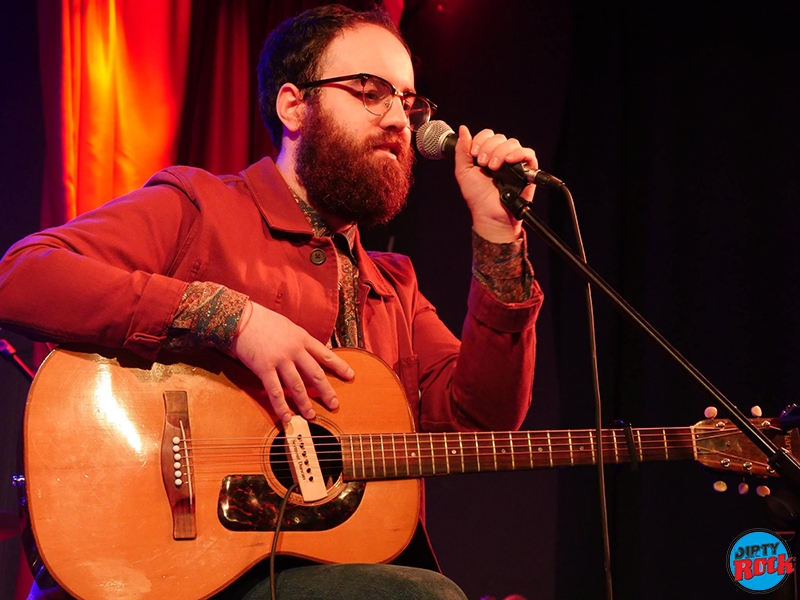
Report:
341,427,696,480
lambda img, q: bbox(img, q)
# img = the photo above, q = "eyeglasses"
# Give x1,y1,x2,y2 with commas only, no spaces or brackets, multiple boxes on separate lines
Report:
296,73,437,132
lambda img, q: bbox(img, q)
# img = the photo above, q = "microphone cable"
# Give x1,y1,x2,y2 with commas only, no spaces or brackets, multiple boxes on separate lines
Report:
557,183,614,600
270,482,299,600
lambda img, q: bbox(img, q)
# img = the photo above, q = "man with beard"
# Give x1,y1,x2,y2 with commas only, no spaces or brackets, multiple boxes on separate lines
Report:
0,4,543,599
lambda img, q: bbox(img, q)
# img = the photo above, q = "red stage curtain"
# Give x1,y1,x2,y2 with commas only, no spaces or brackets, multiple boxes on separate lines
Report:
38,0,402,229
38,0,193,228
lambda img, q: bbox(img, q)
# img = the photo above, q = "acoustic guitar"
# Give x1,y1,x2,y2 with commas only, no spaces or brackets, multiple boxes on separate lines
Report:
23,346,793,599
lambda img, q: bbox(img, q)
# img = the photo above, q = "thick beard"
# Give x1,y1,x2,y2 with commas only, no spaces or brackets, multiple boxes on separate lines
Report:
294,98,415,228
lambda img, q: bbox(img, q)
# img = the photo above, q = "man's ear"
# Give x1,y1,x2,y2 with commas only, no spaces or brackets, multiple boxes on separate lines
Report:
276,83,305,133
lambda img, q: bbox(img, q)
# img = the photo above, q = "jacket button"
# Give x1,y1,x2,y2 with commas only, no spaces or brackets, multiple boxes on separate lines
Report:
309,249,326,265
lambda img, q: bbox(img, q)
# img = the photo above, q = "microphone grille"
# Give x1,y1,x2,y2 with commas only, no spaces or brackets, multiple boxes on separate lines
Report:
415,120,454,160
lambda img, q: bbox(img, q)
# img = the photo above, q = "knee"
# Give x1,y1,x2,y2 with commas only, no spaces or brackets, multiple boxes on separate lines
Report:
379,566,468,600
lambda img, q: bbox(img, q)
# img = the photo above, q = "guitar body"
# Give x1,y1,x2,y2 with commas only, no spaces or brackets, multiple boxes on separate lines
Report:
24,347,420,599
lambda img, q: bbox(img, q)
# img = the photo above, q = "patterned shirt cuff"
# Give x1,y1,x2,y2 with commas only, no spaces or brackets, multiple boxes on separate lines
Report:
472,229,534,303
164,281,249,353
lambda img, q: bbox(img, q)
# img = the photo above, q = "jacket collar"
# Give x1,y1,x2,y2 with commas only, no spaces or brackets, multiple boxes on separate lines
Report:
241,157,313,235
241,157,395,299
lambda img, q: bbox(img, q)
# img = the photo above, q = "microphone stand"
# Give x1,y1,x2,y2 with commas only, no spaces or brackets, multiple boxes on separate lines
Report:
496,183,800,488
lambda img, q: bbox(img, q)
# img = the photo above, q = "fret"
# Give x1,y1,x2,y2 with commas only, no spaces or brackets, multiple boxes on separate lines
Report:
637,429,643,462
391,434,398,478
416,435,423,476
508,432,515,470
567,430,574,466
491,433,498,471
429,434,436,475
342,435,356,477
359,434,367,479
527,431,534,468
435,434,449,475
458,432,465,473
379,434,387,478
612,429,619,463
662,429,669,460
589,430,595,464
474,433,481,472
403,433,411,478
367,433,378,479
546,431,553,467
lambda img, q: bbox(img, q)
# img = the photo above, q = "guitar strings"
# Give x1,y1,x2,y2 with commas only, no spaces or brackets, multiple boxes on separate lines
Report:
172,432,765,469
176,426,753,448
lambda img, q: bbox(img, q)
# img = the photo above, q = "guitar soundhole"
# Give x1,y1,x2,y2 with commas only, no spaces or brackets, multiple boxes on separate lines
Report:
268,422,343,489
217,422,365,532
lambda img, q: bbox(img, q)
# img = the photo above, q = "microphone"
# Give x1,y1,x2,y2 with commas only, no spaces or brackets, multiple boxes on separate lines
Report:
415,120,564,189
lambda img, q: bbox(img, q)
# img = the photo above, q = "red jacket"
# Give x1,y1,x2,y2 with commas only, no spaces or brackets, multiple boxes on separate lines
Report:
0,157,542,432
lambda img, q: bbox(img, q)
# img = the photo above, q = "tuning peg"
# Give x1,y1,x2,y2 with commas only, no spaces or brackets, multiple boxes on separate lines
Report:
751,406,763,418
756,485,771,497
713,480,728,493
739,482,750,495
704,406,718,419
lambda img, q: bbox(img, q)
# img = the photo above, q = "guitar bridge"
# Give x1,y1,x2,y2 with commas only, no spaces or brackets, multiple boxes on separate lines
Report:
161,390,197,540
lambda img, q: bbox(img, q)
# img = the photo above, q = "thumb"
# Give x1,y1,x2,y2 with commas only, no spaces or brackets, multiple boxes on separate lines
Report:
453,125,474,174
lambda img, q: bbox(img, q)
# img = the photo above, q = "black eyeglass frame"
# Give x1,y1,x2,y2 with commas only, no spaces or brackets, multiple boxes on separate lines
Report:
296,73,437,131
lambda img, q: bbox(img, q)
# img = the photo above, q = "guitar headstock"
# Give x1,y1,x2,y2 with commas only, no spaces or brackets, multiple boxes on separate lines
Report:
693,412,797,479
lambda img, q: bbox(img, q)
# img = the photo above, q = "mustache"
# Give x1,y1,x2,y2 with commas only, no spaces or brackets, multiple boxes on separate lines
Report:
366,132,415,165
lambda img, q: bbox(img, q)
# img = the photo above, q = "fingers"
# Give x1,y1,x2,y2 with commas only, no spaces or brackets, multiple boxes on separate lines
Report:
261,369,294,424
261,347,351,423
470,130,538,172
230,302,354,423
307,339,355,382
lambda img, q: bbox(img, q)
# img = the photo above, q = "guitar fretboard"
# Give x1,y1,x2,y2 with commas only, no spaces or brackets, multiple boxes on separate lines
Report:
341,428,696,480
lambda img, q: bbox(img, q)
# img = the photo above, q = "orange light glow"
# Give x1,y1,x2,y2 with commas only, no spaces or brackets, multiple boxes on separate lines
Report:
55,0,192,221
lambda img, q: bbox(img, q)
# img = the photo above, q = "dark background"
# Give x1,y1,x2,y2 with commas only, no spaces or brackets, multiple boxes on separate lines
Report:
2,1,800,599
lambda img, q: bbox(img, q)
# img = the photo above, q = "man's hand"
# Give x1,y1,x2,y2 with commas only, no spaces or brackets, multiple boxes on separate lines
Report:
453,125,538,243
229,301,354,422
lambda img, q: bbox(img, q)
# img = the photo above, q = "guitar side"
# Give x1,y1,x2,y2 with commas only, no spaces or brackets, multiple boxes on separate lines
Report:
24,347,421,600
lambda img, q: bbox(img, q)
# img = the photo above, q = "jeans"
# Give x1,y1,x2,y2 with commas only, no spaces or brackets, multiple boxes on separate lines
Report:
227,564,468,600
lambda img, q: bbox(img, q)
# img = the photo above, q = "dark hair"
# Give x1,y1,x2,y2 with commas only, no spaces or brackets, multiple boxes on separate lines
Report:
257,4,408,150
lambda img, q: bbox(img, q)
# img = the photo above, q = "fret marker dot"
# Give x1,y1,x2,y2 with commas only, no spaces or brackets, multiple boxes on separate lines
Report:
501,449,506,453
411,452,417,457
450,450,456,454
538,447,543,452
579,446,584,451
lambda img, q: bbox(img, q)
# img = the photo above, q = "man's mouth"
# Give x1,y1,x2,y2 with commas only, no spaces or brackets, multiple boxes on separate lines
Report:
373,142,402,159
